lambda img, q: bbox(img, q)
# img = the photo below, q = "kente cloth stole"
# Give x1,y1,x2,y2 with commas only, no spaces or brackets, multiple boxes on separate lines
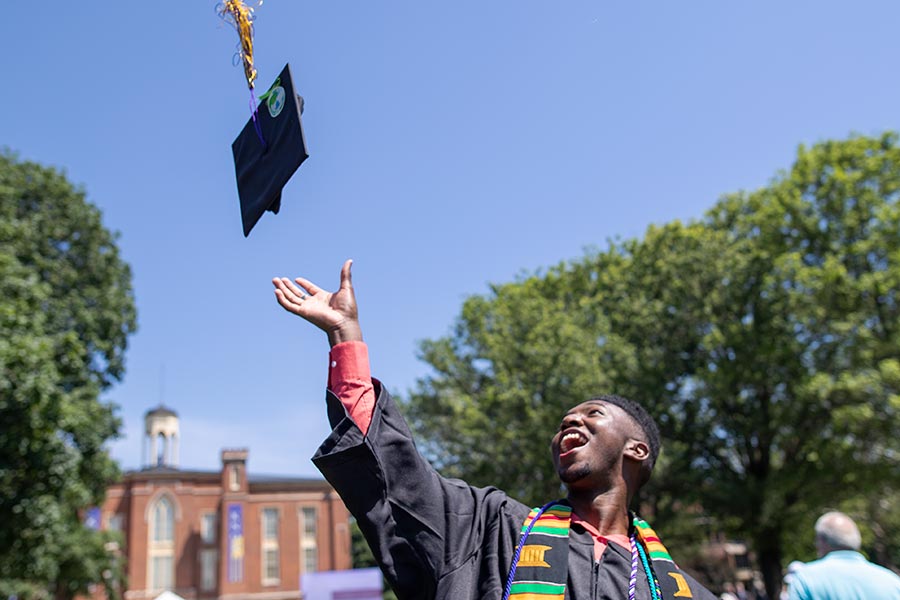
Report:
504,501,696,600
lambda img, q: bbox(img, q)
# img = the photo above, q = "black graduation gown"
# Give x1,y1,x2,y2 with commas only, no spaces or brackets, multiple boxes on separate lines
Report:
313,382,716,600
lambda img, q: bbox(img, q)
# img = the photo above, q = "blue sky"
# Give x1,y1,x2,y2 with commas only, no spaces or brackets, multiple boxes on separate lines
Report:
4,1,899,477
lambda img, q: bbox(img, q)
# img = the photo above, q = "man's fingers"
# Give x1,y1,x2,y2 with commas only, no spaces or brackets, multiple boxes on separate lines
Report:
294,277,323,296
339,259,353,291
273,288,302,314
274,277,308,305
272,280,302,309
284,277,311,300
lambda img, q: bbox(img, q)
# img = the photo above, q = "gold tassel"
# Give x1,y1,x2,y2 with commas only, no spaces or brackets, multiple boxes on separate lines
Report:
219,0,260,89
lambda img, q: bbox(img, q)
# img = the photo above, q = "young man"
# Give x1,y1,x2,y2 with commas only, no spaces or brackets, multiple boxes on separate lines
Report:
273,261,716,600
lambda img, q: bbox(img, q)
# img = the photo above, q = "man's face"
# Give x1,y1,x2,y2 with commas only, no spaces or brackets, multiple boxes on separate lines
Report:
550,400,633,487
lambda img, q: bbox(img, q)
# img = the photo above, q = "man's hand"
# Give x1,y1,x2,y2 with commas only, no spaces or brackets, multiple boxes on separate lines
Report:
272,259,363,347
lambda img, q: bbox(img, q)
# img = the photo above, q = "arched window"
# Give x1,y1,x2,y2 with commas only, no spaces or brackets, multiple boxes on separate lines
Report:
153,497,174,542
148,495,175,590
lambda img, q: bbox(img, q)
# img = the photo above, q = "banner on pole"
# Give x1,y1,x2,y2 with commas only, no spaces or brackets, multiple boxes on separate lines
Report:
227,503,244,582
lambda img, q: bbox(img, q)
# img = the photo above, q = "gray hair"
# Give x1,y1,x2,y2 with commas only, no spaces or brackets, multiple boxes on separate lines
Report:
814,511,861,552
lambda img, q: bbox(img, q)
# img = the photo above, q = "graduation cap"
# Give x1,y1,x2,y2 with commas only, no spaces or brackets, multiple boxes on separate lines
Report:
232,63,309,237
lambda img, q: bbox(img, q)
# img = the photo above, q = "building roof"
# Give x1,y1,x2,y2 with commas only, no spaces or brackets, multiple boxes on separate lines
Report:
248,473,322,484
124,466,219,483
248,473,335,493
120,466,332,492
145,405,178,418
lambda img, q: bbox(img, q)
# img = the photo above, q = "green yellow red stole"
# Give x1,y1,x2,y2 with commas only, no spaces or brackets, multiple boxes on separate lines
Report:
505,503,572,600
503,501,696,600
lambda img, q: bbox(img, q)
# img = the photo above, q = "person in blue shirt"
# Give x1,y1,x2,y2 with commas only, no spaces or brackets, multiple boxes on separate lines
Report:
788,511,900,600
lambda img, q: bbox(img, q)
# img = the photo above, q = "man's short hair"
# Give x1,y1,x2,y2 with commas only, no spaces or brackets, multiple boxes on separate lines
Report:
589,394,660,488
815,511,861,551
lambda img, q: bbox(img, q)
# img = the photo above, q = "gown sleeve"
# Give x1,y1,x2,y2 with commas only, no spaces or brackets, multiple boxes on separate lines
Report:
312,381,523,599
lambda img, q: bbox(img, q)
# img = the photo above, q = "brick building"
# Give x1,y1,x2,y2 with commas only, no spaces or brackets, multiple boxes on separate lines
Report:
98,406,352,600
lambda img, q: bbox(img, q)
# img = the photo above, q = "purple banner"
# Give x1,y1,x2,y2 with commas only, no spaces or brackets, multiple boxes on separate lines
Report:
227,503,244,583
84,507,101,530
302,568,382,600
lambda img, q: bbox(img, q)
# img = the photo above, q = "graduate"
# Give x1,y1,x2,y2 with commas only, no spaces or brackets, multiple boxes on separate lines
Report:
273,261,717,600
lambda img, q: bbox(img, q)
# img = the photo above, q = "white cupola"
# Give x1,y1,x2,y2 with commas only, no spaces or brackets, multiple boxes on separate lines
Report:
144,406,180,468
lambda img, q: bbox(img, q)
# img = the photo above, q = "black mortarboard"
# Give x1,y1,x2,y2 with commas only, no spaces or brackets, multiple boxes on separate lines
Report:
232,63,309,237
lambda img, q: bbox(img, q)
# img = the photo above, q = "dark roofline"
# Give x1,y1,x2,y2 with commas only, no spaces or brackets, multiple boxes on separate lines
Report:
248,473,332,493
119,467,331,491
249,478,333,493
248,474,327,484
145,405,178,418
122,467,220,482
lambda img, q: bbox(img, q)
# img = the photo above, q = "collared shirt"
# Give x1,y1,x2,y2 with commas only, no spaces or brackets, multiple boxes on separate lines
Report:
570,512,633,561
788,550,900,600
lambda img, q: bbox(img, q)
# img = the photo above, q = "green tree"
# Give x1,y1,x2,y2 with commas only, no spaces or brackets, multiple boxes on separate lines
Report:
691,133,900,596
405,133,900,598
0,153,136,599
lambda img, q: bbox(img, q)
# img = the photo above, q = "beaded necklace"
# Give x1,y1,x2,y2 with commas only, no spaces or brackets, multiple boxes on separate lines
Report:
633,532,663,600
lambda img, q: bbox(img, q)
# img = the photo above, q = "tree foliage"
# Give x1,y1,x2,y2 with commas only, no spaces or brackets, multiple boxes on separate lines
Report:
0,153,136,598
405,133,900,598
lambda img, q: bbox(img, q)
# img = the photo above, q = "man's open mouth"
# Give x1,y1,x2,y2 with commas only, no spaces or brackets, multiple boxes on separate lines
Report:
559,430,589,455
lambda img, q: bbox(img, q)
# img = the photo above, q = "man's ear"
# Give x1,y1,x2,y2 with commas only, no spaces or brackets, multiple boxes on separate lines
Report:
624,439,650,462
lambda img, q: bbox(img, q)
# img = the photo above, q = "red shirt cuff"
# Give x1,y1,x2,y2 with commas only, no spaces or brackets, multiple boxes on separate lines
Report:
328,341,376,435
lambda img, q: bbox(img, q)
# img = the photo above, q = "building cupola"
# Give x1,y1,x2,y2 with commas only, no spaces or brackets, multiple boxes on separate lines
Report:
144,405,179,468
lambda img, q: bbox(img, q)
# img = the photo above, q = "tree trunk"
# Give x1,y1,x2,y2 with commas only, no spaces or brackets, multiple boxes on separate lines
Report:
756,534,783,600
54,580,70,600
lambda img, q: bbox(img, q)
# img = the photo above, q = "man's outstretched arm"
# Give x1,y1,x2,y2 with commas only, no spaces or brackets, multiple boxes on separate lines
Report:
272,259,376,432
272,258,363,347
